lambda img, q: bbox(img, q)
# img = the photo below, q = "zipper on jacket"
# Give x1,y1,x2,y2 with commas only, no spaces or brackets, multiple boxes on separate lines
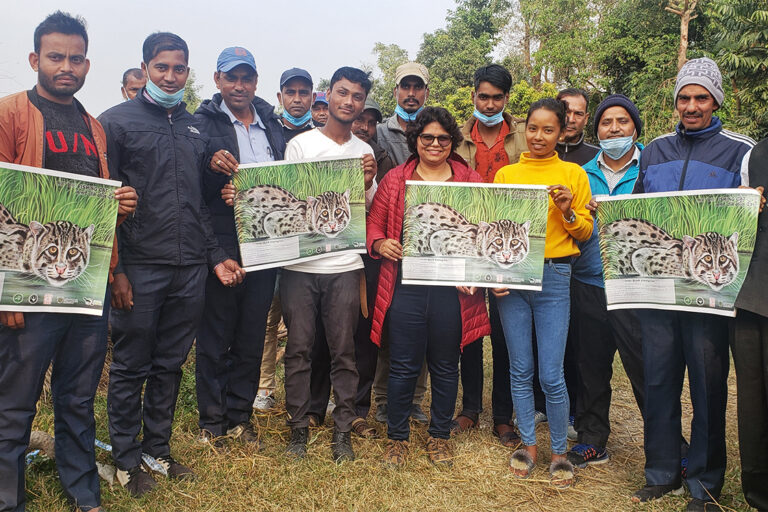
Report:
168,113,183,265
677,136,694,190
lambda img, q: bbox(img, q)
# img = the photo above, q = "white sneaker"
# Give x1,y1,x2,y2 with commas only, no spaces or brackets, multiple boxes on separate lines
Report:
513,411,548,428
253,392,276,411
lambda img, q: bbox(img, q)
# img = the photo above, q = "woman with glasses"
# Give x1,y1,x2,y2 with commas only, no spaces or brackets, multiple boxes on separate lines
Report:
367,106,491,467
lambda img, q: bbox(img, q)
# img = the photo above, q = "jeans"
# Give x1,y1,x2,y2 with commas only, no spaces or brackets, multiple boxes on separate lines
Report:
387,283,461,440
497,261,571,454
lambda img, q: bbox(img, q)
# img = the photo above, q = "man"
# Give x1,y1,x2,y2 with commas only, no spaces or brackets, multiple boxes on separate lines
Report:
120,68,145,101
733,137,768,512
99,32,243,497
631,58,754,512
280,66,377,462
451,64,526,446
0,12,136,512
311,91,329,127
556,88,599,165
193,47,285,448
277,68,315,141
566,95,645,469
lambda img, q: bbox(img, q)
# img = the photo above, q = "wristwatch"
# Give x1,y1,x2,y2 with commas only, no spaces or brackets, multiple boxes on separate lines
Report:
563,210,576,223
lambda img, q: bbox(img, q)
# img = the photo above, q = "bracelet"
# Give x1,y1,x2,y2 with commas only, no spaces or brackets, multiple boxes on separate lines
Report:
563,211,576,223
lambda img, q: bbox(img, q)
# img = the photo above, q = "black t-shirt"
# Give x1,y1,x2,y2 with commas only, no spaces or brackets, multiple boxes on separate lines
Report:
36,95,100,177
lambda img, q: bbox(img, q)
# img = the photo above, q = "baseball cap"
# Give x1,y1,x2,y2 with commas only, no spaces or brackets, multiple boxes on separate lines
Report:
313,92,328,105
280,68,313,88
363,97,383,122
395,62,429,86
216,47,257,73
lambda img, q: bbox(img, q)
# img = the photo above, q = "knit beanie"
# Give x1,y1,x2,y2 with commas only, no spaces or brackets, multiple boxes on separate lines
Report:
593,94,642,138
674,57,724,106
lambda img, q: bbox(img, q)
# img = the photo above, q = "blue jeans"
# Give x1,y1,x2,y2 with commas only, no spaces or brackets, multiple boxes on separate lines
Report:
497,262,571,454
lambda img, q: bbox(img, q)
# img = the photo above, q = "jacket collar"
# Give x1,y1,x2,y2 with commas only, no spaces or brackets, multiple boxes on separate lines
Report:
556,132,586,151
675,116,722,139
137,87,188,118
401,153,473,180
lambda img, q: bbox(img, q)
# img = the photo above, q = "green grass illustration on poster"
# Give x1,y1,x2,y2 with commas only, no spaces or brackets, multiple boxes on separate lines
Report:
0,163,120,315
401,181,549,290
596,189,760,316
232,156,366,271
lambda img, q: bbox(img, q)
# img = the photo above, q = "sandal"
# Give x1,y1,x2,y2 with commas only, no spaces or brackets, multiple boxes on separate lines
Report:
509,448,535,479
351,417,379,439
449,414,478,435
493,423,521,448
549,459,575,489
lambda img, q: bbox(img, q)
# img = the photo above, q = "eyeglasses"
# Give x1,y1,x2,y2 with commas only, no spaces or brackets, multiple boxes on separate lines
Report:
418,133,452,147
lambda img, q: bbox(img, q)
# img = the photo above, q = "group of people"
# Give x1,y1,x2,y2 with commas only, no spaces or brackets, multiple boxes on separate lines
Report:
0,10,766,512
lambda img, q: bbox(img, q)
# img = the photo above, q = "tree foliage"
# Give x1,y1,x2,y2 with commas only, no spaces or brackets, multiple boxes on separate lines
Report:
370,42,411,117
183,69,202,114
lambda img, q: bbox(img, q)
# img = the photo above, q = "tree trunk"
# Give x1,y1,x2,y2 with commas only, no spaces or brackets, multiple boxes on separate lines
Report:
666,0,699,70
523,19,536,85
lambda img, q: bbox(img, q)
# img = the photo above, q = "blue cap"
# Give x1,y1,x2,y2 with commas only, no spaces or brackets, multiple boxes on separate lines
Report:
217,47,257,73
280,68,312,88
313,92,328,105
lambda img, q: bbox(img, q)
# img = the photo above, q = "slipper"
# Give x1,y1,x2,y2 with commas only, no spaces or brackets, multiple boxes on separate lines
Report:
549,459,574,489
351,417,379,439
509,448,535,479
449,414,478,435
493,423,522,448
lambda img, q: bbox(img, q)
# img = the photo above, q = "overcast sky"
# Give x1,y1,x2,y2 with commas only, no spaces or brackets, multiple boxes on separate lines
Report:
0,0,457,115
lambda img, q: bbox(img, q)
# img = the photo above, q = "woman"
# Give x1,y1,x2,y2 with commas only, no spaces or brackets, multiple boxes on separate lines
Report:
367,106,490,466
492,98,592,488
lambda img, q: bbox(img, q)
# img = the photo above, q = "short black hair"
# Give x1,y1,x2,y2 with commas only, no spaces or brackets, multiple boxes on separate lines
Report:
473,64,512,93
122,68,143,86
34,11,88,54
406,106,464,155
556,87,589,106
329,67,372,95
142,32,188,65
526,98,567,131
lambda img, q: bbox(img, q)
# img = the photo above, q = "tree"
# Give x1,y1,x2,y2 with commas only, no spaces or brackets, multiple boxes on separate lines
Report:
666,0,700,70
370,42,410,117
183,69,202,114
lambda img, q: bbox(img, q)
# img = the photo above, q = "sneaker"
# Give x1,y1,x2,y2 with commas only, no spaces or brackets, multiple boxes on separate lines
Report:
116,465,156,497
285,426,308,459
227,422,263,449
567,443,609,468
410,404,429,425
197,429,227,449
382,440,409,467
330,428,355,463
253,392,276,411
374,404,388,423
425,436,453,466
631,484,685,503
513,411,548,429
154,456,194,480
567,415,577,441
686,498,718,511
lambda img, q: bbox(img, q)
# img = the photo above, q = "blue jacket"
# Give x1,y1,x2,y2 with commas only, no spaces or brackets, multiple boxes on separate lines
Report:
572,143,643,287
633,117,754,194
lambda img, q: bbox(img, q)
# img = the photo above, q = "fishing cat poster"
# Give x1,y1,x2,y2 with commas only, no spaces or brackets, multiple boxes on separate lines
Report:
401,182,549,290
0,163,120,316
232,156,366,271
597,189,760,317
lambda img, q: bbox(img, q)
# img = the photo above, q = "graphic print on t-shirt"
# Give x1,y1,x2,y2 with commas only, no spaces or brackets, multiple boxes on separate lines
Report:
36,96,100,177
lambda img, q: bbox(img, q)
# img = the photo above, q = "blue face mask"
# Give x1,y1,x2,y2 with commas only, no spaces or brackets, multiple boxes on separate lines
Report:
473,108,504,127
599,134,635,160
145,78,185,109
282,109,312,127
395,104,423,123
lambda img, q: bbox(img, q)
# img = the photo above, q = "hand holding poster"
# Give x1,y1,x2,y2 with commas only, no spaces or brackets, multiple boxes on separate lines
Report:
401,182,549,290
596,188,760,316
232,156,366,271
0,163,120,316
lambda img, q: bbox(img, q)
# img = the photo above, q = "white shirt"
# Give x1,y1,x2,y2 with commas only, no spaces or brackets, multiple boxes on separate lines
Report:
284,128,376,274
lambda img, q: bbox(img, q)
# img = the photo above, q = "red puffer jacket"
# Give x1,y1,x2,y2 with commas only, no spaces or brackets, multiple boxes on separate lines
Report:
366,154,491,350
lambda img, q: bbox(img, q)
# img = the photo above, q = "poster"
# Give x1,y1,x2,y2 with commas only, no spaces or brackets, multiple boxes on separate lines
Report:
0,163,120,316
401,182,549,290
232,156,366,271
597,188,760,316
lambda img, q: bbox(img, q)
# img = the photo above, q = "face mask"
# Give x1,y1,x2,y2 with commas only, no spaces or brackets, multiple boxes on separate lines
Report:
395,104,423,123
473,109,504,127
599,134,635,160
282,110,312,127
145,78,185,109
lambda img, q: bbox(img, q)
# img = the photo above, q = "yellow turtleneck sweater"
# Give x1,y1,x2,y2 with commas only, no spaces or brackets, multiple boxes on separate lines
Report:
494,152,593,258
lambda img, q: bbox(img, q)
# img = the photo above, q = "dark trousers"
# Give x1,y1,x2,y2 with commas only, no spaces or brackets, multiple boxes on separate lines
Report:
196,268,277,436
731,309,768,511
280,269,359,431
639,310,729,501
108,264,206,469
457,293,515,425
387,284,461,440
0,304,108,512
571,279,644,448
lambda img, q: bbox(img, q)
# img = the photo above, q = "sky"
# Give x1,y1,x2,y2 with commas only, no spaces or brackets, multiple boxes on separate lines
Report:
0,0,458,115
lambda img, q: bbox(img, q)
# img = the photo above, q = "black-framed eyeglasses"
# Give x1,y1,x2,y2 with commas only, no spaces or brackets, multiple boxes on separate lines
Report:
418,133,452,147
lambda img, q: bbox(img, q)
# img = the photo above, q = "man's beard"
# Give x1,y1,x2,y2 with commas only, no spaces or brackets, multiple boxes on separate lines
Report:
39,71,85,99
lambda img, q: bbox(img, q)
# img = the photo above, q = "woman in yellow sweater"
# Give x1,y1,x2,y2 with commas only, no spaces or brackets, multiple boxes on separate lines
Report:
492,98,592,488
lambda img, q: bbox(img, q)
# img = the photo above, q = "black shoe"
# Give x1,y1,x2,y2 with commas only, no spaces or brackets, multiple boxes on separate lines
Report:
374,404,388,423
285,426,308,459
154,455,195,480
686,498,718,511
227,422,264,450
410,404,428,425
116,465,156,497
631,484,685,503
331,428,355,462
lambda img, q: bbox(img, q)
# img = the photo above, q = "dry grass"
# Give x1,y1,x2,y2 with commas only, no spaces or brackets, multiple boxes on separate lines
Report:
26,338,750,512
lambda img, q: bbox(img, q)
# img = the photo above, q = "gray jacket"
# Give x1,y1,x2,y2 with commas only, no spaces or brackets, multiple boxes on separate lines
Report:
376,115,411,166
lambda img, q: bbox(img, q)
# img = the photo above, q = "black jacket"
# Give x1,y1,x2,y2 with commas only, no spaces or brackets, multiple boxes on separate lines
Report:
556,133,599,166
99,91,227,272
195,94,286,260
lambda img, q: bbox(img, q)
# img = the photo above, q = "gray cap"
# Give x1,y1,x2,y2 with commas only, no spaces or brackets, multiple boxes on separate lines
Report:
674,57,724,106
395,62,429,86
363,97,382,122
